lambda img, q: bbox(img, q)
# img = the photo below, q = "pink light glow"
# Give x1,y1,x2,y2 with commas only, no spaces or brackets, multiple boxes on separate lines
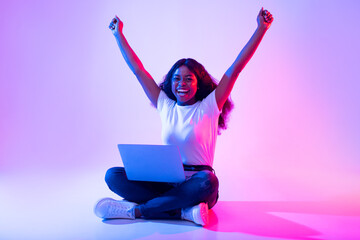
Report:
1,0,359,239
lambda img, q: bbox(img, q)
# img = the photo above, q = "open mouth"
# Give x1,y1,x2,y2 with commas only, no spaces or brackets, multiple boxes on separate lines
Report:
177,89,190,96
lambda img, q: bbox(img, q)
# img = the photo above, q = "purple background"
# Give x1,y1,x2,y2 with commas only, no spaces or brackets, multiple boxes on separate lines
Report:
1,0,359,203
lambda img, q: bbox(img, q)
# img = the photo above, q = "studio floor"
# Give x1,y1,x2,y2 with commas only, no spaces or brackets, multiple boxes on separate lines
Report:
1,170,359,240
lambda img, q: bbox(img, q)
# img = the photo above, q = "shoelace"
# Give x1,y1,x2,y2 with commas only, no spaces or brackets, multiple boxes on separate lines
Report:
108,201,131,218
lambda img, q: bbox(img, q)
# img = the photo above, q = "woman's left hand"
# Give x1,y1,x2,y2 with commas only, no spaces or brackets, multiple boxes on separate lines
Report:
257,7,274,30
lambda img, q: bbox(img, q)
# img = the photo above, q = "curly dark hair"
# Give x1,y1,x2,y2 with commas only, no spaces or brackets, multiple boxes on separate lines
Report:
159,58,234,135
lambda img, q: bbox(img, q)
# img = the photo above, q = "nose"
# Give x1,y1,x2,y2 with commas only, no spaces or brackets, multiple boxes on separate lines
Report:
179,79,187,86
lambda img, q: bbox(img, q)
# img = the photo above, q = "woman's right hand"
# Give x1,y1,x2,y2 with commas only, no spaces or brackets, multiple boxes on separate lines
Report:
109,16,123,36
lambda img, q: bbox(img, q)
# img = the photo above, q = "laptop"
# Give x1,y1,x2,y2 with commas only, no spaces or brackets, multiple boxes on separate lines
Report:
117,144,186,183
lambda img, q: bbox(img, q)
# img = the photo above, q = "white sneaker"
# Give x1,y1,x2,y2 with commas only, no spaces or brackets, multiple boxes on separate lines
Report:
94,198,137,219
181,202,209,226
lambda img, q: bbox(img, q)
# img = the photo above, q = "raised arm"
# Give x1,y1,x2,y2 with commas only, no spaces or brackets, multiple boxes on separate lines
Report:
215,8,274,110
109,16,160,107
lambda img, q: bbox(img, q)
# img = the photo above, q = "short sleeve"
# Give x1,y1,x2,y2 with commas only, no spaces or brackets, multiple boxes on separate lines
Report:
157,90,175,113
201,90,222,117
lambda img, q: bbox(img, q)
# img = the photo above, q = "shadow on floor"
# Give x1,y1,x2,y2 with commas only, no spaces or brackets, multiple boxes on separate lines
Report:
103,200,360,240
205,200,360,239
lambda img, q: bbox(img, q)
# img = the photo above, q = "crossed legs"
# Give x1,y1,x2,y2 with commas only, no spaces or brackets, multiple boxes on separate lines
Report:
105,167,219,219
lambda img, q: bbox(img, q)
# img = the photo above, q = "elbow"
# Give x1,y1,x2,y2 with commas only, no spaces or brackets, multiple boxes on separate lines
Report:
133,66,146,76
225,69,242,81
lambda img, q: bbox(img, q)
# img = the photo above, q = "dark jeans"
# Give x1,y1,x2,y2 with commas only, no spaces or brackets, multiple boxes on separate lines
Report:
105,167,219,219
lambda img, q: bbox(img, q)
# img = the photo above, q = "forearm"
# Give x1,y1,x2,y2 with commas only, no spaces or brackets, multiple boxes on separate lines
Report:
226,26,267,79
115,32,147,75
216,8,273,109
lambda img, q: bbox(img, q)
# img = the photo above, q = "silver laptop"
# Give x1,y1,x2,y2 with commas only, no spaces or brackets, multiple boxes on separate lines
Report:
117,144,186,183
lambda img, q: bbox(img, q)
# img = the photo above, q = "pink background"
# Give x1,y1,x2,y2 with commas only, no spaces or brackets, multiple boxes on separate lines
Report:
1,0,359,205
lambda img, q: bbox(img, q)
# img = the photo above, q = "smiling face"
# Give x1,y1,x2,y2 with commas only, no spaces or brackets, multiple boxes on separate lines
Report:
171,65,198,106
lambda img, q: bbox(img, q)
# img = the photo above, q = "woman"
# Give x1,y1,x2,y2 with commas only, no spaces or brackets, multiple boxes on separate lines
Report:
94,8,273,226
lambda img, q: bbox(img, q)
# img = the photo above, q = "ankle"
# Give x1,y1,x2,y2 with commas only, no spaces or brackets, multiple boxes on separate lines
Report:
134,206,142,218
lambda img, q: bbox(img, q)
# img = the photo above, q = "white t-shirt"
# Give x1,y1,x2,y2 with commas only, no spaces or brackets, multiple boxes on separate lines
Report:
157,90,221,166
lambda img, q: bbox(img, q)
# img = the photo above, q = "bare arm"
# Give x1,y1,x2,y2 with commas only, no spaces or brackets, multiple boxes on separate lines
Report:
215,8,274,110
109,16,160,107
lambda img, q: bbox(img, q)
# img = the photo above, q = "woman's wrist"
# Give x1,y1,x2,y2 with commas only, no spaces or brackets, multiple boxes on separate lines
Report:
256,24,268,33
114,31,122,39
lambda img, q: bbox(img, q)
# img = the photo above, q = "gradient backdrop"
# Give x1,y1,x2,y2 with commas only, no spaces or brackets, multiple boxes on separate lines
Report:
1,0,359,208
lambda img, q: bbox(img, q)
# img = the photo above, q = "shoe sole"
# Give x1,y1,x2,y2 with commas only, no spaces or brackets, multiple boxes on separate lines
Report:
194,203,209,226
